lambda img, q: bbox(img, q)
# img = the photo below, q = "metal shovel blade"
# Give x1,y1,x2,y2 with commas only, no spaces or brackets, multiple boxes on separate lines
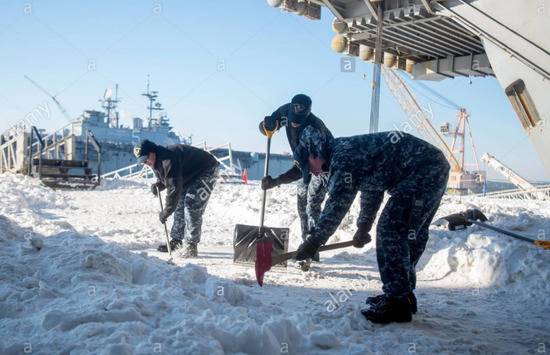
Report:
435,209,550,250
433,208,488,231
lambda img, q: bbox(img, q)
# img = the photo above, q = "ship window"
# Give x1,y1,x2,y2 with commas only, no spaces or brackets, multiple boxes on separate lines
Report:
505,79,541,129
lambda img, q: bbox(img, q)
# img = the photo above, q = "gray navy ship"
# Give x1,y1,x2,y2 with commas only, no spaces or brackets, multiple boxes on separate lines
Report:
1,79,294,187
73,81,187,175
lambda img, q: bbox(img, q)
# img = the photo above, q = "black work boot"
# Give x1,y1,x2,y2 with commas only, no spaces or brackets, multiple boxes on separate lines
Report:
361,295,413,324
365,292,417,314
157,239,183,253
181,243,198,258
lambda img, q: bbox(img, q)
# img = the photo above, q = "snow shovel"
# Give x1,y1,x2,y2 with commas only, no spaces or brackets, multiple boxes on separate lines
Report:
255,240,356,285
233,122,289,286
156,185,172,256
435,208,550,250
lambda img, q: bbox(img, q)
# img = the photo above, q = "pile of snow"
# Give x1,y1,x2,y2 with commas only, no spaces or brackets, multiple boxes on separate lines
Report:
204,181,550,297
419,198,550,298
1,174,549,354
0,175,313,354
0,173,67,215
0,217,306,354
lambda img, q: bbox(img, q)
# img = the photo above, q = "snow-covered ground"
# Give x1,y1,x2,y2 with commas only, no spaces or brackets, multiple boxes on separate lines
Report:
1,173,549,354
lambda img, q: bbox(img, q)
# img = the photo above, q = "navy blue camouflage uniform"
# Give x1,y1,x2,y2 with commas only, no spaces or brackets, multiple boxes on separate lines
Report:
260,103,333,241
152,144,219,245
298,128,450,298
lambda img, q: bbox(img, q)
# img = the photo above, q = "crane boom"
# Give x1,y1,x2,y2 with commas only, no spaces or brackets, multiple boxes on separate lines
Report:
24,75,73,122
381,67,461,168
481,153,537,192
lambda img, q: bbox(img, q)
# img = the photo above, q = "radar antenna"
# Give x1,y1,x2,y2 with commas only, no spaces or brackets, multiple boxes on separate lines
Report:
141,76,164,128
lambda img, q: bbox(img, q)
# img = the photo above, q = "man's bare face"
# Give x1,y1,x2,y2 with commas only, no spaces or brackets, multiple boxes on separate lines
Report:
145,152,156,167
308,155,325,176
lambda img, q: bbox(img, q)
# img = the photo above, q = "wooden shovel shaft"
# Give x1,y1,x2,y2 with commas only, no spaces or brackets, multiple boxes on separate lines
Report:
259,136,271,229
470,220,550,250
259,124,278,230
157,186,172,256
271,240,355,266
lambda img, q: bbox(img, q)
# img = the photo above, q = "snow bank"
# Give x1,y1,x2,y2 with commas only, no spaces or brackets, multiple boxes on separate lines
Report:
0,215,309,354
205,180,550,296
0,176,310,354
421,199,550,295
1,174,549,353
0,173,67,214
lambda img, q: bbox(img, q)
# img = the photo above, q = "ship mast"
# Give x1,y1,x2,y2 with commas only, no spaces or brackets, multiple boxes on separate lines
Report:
100,84,120,128
141,76,163,129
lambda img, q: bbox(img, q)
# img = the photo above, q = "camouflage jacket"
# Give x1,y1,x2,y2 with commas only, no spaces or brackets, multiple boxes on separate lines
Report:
310,132,449,246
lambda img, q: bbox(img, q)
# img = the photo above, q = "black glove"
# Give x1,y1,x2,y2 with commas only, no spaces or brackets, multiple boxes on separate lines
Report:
295,238,321,261
261,176,280,190
151,182,165,196
353,224,372,248
151,183,159,196
263,116,278,132
159,210,169,224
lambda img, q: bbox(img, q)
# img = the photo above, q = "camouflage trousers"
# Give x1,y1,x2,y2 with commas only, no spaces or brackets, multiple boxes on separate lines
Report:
296,175,328,241
170,166,218,245
376,156,450,298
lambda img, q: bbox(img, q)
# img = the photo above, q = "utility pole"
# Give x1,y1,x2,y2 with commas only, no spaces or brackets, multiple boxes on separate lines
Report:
369,0,384,133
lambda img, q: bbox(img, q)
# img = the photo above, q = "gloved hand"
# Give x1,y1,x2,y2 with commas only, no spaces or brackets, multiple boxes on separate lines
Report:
159,210,169,224
263,116,278,132
353,224,372,248
261,176,280,190
295,237,321,261
151,182,165,196
151,183,159,196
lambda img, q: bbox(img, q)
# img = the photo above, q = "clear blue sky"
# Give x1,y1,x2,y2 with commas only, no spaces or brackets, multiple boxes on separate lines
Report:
0,0,546,181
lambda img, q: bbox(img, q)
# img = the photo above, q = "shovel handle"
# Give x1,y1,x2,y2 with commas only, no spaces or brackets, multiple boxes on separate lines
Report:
259,122,279,230
157,186,172,256
534,240,550,250
262,122,278,138
470,220,550,250
271,240,355,265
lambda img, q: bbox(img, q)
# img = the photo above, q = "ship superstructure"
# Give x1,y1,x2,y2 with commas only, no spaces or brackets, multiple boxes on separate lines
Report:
0,79,186,187
60,80,185,174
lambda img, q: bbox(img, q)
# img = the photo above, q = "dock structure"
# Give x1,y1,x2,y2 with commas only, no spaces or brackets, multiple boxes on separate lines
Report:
1,80,186,188
0,123,102,188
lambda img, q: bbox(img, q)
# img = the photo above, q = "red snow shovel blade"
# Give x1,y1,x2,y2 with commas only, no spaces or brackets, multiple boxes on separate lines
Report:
233,224,289,286
255,238,273,287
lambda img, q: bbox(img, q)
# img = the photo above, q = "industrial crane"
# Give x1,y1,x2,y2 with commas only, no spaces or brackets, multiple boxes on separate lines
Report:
24,75,73,122
381,67,486,194
381,66,458,164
